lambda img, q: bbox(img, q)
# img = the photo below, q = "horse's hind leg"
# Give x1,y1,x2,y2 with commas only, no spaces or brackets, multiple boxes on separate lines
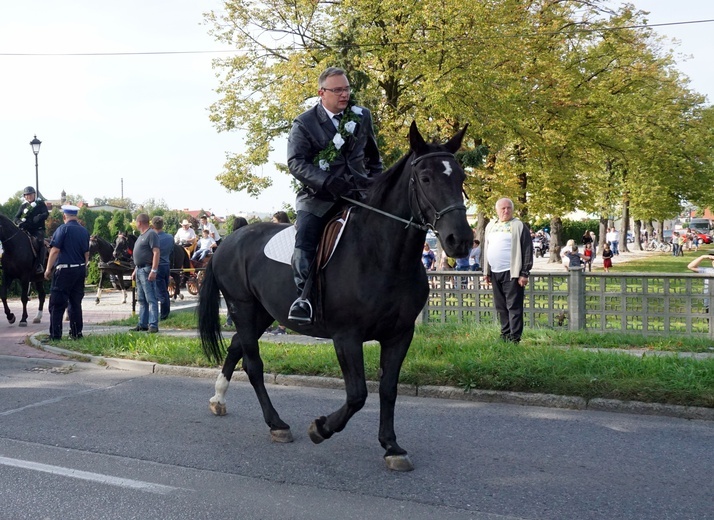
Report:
209,333,244,416
19,281,30,326
32,281,45,324
308,333,368,445
238,305,292,442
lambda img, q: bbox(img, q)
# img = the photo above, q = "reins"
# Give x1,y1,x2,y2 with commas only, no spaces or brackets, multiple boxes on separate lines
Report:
341,150,466,235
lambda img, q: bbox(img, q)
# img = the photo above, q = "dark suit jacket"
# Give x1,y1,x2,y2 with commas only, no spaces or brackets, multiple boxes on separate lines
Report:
14,198,49,235
287,103,382,217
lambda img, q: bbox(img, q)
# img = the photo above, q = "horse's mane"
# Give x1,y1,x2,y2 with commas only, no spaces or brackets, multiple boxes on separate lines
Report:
366,153,411,206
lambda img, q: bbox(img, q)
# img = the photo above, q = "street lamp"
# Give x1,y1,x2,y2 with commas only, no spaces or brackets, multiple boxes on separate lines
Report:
30,135,42,196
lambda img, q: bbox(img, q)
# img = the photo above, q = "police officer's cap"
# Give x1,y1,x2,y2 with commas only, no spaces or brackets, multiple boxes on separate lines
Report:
23,186,36,195
61,205,80,216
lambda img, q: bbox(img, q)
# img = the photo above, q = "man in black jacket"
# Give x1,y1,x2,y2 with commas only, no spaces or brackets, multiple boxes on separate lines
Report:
14,186,49,275
286,67,383,323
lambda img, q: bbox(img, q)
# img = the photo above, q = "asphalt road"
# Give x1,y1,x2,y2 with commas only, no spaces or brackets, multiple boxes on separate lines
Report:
1,356,712,520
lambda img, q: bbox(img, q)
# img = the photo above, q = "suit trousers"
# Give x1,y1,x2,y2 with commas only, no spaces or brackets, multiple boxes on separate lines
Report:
490,270,525,342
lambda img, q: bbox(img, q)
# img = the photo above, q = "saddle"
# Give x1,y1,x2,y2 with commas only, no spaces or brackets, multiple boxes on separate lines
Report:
263,207,352,268
315,207,352,272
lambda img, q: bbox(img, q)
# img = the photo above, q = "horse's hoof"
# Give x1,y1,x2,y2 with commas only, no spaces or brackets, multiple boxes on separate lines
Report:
19,322,27,328
8,314,15,325
95,299,100,305
32,317,41,324
270,428,293,443
384,454,414,472
209,401,227,416
307,421,326,444
179,294,184,300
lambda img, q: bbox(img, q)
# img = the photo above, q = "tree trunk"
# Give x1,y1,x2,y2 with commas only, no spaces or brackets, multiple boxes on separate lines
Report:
599,216,608,252
633,220,643,250
646,220,654,244
620,193,630,253
549,216,564,263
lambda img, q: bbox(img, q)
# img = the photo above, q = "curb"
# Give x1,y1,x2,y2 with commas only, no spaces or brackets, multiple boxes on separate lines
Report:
30,334,714,422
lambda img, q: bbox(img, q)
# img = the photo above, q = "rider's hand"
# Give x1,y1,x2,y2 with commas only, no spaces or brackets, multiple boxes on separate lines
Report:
324,176,352,200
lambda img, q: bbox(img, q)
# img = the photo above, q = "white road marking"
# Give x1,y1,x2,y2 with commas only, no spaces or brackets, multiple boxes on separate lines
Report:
0,456,183,495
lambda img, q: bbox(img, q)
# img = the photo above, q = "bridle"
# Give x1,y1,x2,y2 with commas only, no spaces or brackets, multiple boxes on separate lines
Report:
0,221,26,247
341,150,466,235
409,152,467,233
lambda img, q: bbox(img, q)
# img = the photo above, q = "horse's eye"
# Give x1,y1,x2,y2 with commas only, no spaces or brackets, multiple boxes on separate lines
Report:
420,174,431,184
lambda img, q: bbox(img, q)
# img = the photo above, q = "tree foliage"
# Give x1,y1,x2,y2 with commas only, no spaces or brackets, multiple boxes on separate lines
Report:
205,0,714,227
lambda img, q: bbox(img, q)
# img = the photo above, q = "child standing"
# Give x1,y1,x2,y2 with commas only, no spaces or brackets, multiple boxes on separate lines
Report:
583,242,594,272
564,245,585,269
602,243,613,272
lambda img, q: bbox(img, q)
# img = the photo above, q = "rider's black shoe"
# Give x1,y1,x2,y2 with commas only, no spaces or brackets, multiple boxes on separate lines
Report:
288,298,312,324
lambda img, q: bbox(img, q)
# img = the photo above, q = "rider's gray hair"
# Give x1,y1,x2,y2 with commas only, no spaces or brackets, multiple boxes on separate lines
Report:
318,67,347,88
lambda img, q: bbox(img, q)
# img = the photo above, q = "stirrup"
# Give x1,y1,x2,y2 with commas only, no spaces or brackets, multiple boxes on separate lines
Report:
288,298,313,324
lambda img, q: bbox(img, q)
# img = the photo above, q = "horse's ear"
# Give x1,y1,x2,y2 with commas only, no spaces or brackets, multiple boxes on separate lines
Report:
409,121,428,154
444,124,469,154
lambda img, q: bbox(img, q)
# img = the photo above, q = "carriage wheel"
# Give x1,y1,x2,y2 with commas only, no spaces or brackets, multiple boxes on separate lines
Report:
187,278,199,295
168,279,176,298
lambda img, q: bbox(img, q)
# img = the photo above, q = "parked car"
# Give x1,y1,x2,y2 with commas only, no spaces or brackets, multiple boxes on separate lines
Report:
696,232,713,244
662,229,674,243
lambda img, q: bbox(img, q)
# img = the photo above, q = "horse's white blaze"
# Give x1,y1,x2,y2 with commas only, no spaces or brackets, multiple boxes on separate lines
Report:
441,160,452,176
210,373,230,404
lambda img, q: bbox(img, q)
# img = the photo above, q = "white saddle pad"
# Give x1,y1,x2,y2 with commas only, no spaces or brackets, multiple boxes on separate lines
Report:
264,226,297,265
263,209,352,266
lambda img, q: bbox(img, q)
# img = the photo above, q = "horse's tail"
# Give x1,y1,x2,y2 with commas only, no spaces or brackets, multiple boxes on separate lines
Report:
198,261,225,364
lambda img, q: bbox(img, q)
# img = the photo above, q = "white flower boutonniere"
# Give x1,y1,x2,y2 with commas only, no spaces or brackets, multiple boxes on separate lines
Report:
314,94,363,171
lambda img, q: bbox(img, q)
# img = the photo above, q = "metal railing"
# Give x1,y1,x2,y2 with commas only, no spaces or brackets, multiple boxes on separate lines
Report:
421,268,714,338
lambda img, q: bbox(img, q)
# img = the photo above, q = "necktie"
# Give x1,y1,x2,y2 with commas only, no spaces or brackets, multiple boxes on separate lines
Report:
333,113,342,129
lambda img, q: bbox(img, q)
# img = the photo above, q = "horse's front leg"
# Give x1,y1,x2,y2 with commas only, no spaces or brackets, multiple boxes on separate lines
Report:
308,333,368,446
95,273,103,304
1,281,16,324
376,327,415,471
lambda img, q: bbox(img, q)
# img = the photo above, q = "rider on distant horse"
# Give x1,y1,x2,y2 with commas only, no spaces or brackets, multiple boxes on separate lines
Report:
286,66,383,324
13,186,49,275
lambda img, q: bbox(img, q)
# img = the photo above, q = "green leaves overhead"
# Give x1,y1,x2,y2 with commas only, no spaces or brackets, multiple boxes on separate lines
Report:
205,0,714,222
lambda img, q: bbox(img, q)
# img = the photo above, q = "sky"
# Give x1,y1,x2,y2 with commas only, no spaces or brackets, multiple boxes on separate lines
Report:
1,1,713,218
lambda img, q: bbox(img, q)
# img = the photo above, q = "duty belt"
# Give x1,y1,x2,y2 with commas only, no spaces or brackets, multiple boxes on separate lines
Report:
55,263,84,270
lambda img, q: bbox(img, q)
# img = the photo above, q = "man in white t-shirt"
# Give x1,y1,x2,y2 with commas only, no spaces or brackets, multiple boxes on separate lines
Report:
483,198,533,343
199,214,221,245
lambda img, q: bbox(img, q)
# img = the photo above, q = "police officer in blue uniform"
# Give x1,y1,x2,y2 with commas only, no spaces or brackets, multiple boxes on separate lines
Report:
45,205,90,340
14,186,49,275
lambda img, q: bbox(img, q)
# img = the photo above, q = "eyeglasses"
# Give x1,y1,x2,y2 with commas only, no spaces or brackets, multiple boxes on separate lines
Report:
321,86,351,95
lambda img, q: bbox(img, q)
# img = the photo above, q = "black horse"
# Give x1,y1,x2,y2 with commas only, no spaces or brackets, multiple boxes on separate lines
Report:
89,235,134,305
0,214,47,326
198,122,472,471
113,233,137,264
169,243,191,300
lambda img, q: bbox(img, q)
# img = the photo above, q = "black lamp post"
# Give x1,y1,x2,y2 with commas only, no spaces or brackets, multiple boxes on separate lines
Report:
30,135,42,196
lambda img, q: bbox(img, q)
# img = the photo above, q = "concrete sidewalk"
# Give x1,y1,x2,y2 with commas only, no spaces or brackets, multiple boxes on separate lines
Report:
0,288,198,359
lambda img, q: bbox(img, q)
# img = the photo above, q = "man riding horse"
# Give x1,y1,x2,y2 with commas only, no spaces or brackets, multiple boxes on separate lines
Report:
287,66,383,324
13,186,49,275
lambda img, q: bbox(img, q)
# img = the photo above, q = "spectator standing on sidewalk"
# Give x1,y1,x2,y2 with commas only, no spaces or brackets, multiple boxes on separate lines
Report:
152,216,174,321
131,213,160,333
44,205,90,340
483,198,533,343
